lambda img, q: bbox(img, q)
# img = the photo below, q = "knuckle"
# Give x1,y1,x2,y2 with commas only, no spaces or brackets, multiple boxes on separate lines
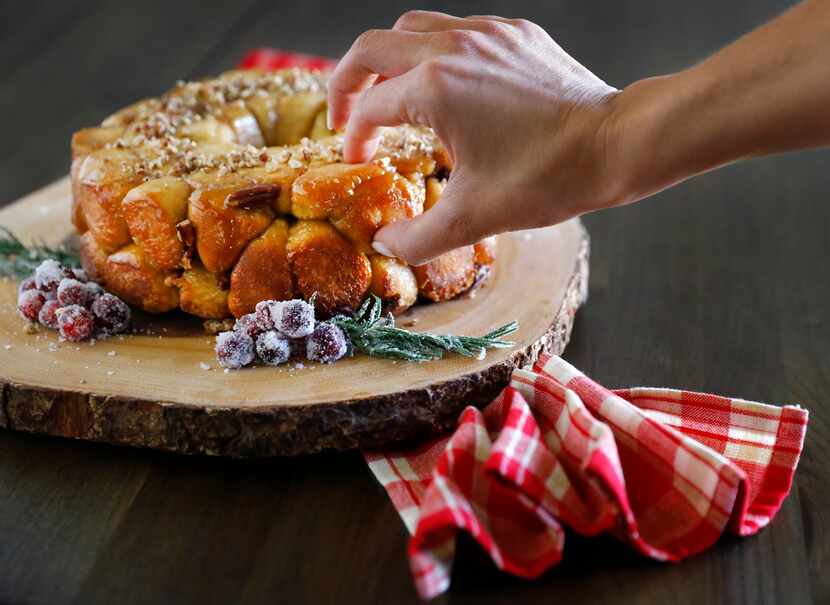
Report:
442,28,477,53
353,28,384,53
476,20,511,37
418,59,450,94
394,10,427,30
419,58,445,80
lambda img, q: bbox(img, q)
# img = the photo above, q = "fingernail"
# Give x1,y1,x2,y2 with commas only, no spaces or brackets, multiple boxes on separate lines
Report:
326,110,334,131
371,240,395,258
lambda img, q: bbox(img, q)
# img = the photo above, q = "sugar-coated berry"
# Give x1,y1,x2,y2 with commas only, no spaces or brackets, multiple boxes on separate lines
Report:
91,293,131,334
57,305,95,342
254,300,280,332
215,330,255,369
306,323,349,363
234,313,261,338
255,330,291,366
70,267,88,282
17,289,46,322
18,276,37,295
38,299,61,329
275,299,315,338
34,259,67,294
57,278,93,307
255,300,277,330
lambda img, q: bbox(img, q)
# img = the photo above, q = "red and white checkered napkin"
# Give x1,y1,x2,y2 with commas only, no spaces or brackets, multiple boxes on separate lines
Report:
239,48,337,72
365,353,809,599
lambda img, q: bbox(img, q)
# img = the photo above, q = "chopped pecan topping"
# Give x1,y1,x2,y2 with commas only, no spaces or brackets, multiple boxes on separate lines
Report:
224,184,281,208
176,219,196,269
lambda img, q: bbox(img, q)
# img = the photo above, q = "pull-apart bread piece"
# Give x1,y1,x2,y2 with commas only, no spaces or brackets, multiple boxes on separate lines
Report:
70,68,495,319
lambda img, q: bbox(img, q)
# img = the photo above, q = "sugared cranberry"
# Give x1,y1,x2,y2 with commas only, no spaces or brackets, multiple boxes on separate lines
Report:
57,278,93,307
255,330,291,366
17,289,46,322
306,323,349,363
91,293,130,334
57,305,95,341
215,330,255,369
234,313,261,338
34,259,67,295
69,267,88,282
38,299,61,329
18,276,37,295
254,300,279,331
274,299,315,338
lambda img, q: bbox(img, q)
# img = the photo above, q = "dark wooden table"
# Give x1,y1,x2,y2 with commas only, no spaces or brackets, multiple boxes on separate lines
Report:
1,1,827,603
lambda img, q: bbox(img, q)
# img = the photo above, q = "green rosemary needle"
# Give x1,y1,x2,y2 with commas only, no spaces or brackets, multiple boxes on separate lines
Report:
0,227,81,279
330,295,519,362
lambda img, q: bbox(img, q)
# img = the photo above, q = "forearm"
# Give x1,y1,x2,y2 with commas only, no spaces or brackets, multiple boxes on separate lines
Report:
610,0,830,204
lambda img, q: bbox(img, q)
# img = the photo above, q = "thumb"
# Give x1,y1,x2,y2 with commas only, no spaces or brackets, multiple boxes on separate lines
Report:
371,176,484,265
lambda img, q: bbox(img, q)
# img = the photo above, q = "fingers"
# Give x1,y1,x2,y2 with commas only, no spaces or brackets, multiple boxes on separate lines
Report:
342,68,423,163
393,10,471,32
372,175,486,265
327,29,442,131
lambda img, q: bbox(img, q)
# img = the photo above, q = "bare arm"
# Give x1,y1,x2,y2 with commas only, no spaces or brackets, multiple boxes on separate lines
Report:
328,2,830,264
611,0,830,204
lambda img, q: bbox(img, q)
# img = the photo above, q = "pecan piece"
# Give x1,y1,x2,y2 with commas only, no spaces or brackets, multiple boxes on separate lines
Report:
176,219,196,270
224,184,280,209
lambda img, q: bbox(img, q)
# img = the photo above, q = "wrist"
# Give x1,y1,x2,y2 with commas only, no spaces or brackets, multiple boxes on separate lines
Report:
600,67,720,208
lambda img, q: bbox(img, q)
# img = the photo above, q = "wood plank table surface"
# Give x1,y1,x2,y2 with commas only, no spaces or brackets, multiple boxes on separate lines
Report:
0,1,826,603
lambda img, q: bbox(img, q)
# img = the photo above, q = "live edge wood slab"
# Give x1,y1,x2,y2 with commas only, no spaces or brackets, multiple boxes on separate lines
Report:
0,177,589,457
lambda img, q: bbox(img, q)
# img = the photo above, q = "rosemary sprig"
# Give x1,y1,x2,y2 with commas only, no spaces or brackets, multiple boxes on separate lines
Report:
330,295,519,362
0,226,81,279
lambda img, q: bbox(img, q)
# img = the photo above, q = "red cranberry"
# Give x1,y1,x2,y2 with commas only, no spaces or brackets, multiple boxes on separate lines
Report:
215,330,255,369
18,276,37,295
69,267,88,282
255,330,291,366
306,323,349,363
254,300,279,332
34,259,68,295
274,299,315,338
57,305,95,341
57,278,93,307
38,299,61,329
91,293,131,334
17,289,46,322
234,313,261,338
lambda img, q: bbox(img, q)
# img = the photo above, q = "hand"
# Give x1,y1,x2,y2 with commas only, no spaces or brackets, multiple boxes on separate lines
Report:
327,11,624,264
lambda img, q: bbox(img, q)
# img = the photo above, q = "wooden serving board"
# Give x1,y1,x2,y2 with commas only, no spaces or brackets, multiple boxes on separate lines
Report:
0,177,589,457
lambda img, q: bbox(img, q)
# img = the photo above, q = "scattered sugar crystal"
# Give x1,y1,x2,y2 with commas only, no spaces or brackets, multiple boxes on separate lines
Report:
200,362,211,370
107,350,116,356
106,370,114,376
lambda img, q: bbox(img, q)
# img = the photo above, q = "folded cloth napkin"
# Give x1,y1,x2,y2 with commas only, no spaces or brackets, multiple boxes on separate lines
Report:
365,353,808,599
239,48,337,71
239,48,809,599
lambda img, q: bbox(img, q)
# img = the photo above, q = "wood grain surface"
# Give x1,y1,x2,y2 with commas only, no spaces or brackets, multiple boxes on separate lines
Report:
0,1,827,604
0,178,588,456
